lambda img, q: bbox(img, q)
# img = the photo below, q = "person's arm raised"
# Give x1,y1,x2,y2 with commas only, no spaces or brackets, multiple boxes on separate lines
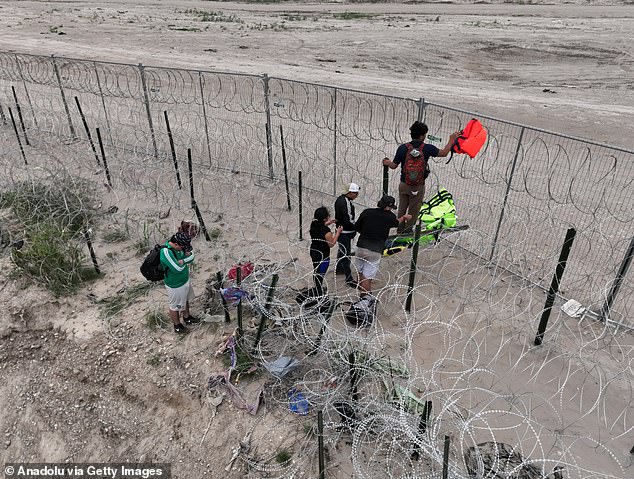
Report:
437,131,461,157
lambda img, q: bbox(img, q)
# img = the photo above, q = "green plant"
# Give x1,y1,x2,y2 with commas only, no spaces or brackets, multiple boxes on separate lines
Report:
102,227,129,243
99,282,158,318
1,177,97,235
275,448,292,464
145,309,170,331
169,26,202,32
146,353,161,367
221,343,258,376
210,227,222,239
10,222,99,295
134,221,152,256
333,12,375,20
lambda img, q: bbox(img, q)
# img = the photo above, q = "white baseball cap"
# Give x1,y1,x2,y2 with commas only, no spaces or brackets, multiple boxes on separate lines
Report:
348,183,360,193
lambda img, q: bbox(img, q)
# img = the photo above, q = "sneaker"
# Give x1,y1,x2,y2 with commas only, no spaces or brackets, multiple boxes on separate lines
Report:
184,316,201,325
174,323,188,334
345,279,357,288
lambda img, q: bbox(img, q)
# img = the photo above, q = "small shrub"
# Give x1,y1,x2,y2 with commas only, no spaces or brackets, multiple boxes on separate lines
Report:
11,223,96,296
1,177,97,235
275,449,292,464
102,227,129,243
221,343,257,376
210,227,222,239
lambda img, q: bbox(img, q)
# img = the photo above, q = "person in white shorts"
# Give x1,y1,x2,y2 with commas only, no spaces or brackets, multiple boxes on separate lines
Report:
354,195,411,297
160,232,198,334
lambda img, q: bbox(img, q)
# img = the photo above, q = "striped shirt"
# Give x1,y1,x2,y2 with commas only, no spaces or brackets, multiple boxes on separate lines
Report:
160,242,195,288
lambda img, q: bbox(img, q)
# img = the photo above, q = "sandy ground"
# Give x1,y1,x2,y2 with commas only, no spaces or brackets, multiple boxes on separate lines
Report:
0,0,632,148
1,1,634,478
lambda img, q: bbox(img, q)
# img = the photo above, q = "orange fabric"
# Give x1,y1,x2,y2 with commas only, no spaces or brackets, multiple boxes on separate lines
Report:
453,119,487,158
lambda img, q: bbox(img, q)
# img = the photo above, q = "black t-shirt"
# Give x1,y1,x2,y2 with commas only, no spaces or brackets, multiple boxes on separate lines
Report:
309,221,331,262
355,208,399,253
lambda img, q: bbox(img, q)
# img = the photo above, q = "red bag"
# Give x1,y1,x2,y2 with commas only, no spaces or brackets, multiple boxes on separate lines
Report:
227,262,254,282
451,119,487,159
402,143,429,186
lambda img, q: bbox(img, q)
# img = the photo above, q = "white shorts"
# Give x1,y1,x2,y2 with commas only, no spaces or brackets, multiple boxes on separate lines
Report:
354,247,382,280
166,281,194,311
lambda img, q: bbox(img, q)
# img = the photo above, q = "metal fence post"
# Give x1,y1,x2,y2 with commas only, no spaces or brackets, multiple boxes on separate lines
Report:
417,97,426,123
489,126,525,261
262,73,274,179
51,55,76,139
11,85,29,146
198,72,214,167
93,62,114,146
333,87,338,196
405,223,423,312
14,55,39,129
534,228,577,346
138,63,159,159
317,410,325,479
600,236,634,324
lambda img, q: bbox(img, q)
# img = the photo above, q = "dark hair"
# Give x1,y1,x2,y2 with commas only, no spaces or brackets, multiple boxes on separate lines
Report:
313,206,330,223
377,195,396,209
410,121,429,140
170,232,192,251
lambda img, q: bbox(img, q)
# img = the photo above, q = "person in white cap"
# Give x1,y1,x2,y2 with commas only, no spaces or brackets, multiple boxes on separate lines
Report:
334,182,360,287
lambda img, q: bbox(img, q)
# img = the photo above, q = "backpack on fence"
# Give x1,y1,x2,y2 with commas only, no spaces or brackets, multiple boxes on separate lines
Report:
402,143,429,186
140,244,167,281
448,118,487,163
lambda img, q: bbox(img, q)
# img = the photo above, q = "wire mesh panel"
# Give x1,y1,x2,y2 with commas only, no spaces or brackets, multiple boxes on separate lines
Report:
268,77,337,196
335,88,420,206
1,53,634,479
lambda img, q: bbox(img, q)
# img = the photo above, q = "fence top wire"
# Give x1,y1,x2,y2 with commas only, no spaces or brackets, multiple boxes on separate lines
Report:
3,50,632,156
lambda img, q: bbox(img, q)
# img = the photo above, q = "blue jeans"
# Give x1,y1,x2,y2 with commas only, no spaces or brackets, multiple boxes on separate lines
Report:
336,232,355,281
312,256,330,295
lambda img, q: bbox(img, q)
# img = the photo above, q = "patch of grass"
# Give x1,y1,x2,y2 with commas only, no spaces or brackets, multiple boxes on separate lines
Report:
281,14,306,21
275,448,292,464
170,26,202,32
209,227,222,240
2,176,100,296
0,176,97,235
146,353,161,367
102,227,129,243
333,12,375,20
145,309,170,331
99,281,158,318
303,423,316,437
184,8,243,23
222,343,258,376
11,224,99,296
